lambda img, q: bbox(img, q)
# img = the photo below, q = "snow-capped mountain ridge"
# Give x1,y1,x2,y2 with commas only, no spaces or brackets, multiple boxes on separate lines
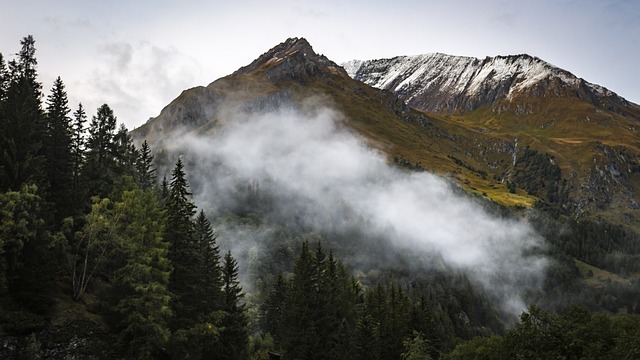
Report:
343,53,620,113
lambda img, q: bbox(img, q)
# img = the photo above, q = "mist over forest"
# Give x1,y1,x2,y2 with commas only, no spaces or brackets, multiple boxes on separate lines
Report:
1,35,640,359
158,101,547,317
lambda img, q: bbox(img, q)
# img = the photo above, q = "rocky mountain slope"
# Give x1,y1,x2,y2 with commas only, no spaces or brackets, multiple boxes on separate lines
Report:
343,54,640,117
133,38,640,233
344,53,640,229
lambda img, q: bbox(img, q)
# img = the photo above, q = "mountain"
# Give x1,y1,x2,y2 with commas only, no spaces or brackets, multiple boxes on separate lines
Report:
344,53,640,229
343,53,640,117
133,38,640,233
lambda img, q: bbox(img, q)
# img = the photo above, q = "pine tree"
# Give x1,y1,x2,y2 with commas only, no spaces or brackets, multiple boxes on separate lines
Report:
159,175,169,204
194,210,222,314
113,123,137,179
43,76,73,224
83,104,118,198
113,188,172,359
135,140,156,189
0,36,46,192
284,241,316,358
70,103,87,210
219,250,249,360
165,159,199,329
261,273,288,345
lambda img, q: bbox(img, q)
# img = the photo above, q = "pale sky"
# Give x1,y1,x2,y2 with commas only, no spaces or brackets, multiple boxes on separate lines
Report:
1,0,638,130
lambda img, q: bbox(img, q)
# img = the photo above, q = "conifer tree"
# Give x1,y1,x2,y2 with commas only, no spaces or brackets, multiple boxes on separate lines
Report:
135,140,156,189
160,175,169,204
113,187,172,359
261,273,288,344
219,250,249,360
44,76,73,224
0,36,45,192
284,241,315,358
165,159,199,329
70,103,87,210
194,210,222,314
113,123,137,179
83,104,118,198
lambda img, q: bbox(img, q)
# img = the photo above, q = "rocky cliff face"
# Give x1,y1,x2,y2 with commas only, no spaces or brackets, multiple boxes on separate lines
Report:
343,54,638,117
234,37,348,83
134,38,349,148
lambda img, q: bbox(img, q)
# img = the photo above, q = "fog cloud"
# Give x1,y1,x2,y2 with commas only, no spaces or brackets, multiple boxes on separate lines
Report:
169,100,547,316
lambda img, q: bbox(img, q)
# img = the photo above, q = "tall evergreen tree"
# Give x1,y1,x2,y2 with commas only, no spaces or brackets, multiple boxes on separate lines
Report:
261,273,288,345
219,250,249,360
113,187,172,359
113,123,137,179
135,140,156,190
70,103,87,210
165,159,199,329
0,36,45,192
194,210,222,314
43,76,73,224
83,104,117,198
159,175,169,204
284,241,316,358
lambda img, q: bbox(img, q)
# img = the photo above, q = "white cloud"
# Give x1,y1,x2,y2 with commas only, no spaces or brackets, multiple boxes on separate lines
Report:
74,40,204,128
170,101,547,317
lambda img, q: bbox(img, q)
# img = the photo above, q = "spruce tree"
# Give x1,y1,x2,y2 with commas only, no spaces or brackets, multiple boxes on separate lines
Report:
261,273,288,345
113,123,137,179
0,36,45,192
165,159,199,329
135,140,156,190
70,103,87,210
284,241,316,358
113,187,172,359
219,250,249,360
43,76,73,224
194,210,222,314
83,104,118,198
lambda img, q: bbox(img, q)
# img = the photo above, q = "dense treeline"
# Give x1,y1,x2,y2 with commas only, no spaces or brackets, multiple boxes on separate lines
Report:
256,242,640,359
448,305,640,360
256,241,505,359
0,36,248,359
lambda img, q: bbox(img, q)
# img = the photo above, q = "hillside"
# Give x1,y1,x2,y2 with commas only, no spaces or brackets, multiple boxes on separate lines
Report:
344,53,640,231
134,39,537,208
133,36,640,295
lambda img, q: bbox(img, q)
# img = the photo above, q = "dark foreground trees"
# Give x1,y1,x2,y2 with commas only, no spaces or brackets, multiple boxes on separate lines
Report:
448,305,640,360
0,35,250,360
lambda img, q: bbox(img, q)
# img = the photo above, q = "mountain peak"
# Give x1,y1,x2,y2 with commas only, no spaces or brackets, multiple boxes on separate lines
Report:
344,53,633,115
234,37,348,81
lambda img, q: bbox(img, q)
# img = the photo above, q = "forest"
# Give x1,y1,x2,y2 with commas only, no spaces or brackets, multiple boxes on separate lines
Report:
1,36,639,359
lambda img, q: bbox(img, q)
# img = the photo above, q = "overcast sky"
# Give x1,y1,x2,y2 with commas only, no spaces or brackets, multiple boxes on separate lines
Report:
1,0,638,130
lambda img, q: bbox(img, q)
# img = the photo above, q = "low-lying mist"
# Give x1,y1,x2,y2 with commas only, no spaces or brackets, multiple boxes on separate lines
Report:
166,99,547,317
